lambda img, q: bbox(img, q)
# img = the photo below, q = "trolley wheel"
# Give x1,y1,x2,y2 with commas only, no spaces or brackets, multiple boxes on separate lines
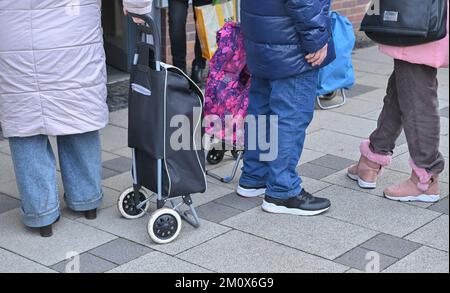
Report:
148,208,182,244
206,148,225,165
118,187,150,219
319,91,338,100
231,150,241,160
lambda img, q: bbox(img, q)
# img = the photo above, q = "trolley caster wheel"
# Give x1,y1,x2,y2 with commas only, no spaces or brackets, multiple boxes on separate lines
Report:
231,150,241,160
148,208,182,244
207,148,225,165
318,91,338,100
118,187,150,219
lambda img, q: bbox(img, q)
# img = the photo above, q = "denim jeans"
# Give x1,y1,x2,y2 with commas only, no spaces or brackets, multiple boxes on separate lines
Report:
240,70,319,199
9,131,103,227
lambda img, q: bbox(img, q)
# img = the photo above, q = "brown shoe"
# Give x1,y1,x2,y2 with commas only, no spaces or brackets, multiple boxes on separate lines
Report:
84,209,97,220
347,140,392,189
384,160,440,203
39,216,60,238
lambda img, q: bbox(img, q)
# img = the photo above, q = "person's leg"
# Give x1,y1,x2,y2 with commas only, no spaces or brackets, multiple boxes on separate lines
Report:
9,135,60,228
192,0,211,69
261,70,330,216
265,71,318,199
347,71,398,189
57,131,103,213
369,72,403,155
168,0,189,72
393,60,444,174
384,60,444,202
237,76,270,197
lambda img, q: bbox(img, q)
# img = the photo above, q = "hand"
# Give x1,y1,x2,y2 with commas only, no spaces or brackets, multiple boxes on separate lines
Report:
123,8,146,25
306,44,328,67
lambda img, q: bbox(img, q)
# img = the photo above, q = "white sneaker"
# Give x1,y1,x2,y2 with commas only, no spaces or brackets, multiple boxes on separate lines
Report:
236,185,266,198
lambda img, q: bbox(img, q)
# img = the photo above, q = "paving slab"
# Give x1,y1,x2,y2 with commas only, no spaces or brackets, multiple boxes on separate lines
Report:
89,238,153,265
440,107,449,118
360,233,421,259
0,248,56,273
428,198,449,215
315,185,441,237
222,207,377,260
308,155,357,171
109,251,211,273
103,157,132,174
178,230,348,273
77,206,231,255
51,253,117,273
383,246,449,273
304,130,363,160
100,125,128,151
0,153,14,184
0,193,20,214
405,215,449,252
334,247,397,272
0,209,117,266
109,109,128,129
297,163,337,180
196,202,242,223
309,111,378,139
214,192,263,212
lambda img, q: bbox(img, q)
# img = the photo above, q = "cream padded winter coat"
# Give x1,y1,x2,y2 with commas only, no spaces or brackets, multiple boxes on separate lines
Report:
0,0,154,138
0,0,110,138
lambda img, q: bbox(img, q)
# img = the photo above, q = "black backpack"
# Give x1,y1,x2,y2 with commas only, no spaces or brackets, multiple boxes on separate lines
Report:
360,0,448,46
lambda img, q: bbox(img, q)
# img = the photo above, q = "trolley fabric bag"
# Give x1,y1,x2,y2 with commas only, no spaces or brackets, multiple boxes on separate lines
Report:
128,41,207,197
317,11,355,96
195,0,237,60
360,0,448,46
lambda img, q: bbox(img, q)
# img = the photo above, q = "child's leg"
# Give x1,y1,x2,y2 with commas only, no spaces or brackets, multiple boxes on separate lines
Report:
383,60,444,202
393,59,445,174
57,131,103,212
8,135,60,228
239,77,271,190
347,71,399,188
369,71,403,155
265,70,318,200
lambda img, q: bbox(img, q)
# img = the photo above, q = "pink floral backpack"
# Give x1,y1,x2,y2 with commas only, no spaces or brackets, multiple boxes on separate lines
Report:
204,22,250,147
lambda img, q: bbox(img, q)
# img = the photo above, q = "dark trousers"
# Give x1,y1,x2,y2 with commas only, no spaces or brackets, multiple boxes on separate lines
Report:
369,59,445,175
168,0,211,72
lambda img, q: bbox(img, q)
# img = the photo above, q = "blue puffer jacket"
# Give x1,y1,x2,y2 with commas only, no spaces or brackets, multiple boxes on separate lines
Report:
241,0,334,80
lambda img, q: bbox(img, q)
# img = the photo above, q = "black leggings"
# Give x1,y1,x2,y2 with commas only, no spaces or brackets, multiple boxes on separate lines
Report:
168,0,211,71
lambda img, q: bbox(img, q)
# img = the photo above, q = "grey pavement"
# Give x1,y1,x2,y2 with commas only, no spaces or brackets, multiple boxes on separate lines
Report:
0,46,448,273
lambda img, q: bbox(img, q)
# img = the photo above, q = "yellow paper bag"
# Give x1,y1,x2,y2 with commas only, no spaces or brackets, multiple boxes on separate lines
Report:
195,0,237,60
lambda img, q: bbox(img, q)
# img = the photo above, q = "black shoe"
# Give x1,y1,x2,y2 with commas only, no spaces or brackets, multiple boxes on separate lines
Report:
190,64,205,85
84,209,97,220
39,216,60,238
262,190,331,216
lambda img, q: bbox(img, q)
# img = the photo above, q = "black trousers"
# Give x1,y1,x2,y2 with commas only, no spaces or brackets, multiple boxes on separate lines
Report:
168,0,211,71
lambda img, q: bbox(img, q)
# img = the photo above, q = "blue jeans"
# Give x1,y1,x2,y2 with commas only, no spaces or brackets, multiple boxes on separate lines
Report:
9,131,103,227
239,70,318,199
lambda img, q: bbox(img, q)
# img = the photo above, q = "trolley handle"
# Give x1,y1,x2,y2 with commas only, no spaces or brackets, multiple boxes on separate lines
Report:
129,13,162,63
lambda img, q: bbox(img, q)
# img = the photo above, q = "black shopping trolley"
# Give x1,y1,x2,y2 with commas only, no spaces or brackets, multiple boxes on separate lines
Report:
117,13,206,244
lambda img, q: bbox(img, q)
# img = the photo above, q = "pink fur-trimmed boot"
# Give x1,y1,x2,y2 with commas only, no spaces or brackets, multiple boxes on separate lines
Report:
384,159,440,203
347,140,392,189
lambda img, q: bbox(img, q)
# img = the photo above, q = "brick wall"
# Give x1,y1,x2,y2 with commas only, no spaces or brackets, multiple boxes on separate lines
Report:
161,0,371,65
